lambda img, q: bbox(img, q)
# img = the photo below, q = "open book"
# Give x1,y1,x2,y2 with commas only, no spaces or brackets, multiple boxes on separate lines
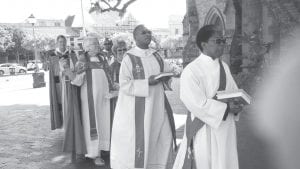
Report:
154,72,175,80
216,89,251,105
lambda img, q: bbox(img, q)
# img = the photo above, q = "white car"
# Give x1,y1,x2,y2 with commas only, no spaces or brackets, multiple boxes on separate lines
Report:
27,60,43,71
0,63,27,76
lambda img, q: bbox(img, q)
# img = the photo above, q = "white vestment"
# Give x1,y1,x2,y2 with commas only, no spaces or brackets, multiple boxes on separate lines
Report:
173,53,239,169
71,56,111,158
110,47,173,169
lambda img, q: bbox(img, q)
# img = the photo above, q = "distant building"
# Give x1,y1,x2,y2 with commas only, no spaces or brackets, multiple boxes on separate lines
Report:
0,19,66,40
151,28,169,40
168,15,184,37
92,12,139,37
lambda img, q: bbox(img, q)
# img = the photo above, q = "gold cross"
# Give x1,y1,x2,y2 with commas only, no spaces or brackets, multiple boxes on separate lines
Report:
136,65,141,73
136,147,143,158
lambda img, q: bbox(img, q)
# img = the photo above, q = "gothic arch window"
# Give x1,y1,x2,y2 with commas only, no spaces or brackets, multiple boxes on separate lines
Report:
204,6,226,35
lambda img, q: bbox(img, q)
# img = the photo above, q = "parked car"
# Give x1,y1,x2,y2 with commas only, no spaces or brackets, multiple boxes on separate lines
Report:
27,60,43,71
0,63,27,75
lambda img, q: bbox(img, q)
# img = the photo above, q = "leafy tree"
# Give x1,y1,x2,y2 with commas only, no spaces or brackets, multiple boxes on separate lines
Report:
161,36,183,58
0,26,15,62
9,28,26,63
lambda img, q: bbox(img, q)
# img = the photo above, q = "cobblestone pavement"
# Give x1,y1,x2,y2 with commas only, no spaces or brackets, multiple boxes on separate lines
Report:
0,73,274,169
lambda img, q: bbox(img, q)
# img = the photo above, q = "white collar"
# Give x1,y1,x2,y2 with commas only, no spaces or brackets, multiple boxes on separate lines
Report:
197,53,220,67
128,46,156,57
200,53,219,61
55,48,68,55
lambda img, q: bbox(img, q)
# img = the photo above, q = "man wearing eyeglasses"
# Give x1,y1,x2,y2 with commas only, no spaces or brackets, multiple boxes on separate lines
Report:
173,25,240,169
110,25,177,169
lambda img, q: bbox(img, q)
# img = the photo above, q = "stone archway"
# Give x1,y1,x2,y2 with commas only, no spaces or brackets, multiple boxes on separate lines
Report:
204,6,231,64
204,6,226,35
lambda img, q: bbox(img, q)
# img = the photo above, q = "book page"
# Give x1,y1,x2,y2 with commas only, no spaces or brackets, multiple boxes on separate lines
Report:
154,72,175,80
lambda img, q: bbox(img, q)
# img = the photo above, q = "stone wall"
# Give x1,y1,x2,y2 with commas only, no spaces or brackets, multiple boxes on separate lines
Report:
183,0,233,65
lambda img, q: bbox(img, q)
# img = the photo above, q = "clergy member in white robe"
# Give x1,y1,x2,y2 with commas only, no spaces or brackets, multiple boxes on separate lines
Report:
173,25,240,169
111,25,175,169
71,37,111,166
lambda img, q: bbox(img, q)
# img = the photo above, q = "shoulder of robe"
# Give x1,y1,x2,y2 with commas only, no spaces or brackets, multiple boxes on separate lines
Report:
221,60,230,70
47,49,56,57
120,53,132,67
183,61,205,79
220,60,232,74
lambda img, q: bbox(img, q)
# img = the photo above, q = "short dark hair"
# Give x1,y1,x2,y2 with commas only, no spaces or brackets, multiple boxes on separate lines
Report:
56,35,67,42
133,24,145,40
196,25,218,51
104,38,113,45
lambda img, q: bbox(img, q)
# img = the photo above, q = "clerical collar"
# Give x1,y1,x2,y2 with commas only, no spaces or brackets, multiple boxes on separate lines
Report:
201,53,219,61
135,46,155,57
200,53,220,65
55,48,68,55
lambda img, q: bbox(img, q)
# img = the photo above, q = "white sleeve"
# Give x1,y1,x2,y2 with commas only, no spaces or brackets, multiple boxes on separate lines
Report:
180,68,227,129
71,72,85,86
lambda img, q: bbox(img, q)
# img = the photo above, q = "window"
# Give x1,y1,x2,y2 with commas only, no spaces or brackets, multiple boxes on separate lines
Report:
70,37,74,41
39,21,46,26
54,22,61,27
175,28,179,35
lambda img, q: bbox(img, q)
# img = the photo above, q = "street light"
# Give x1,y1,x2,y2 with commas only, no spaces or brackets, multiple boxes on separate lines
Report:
27,14,38,72
27,14,45,88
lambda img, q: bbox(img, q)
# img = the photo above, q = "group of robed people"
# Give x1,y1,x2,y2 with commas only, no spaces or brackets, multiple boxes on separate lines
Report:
49,24,244,169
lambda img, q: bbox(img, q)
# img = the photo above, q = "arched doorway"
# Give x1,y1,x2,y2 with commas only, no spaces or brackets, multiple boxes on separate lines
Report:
204,6,226,35
203,6,231,64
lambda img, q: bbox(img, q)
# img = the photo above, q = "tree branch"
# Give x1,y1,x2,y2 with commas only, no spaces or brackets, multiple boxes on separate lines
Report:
100,0,113,8
90,0,138,16
121,0,137,11
113,0,122,8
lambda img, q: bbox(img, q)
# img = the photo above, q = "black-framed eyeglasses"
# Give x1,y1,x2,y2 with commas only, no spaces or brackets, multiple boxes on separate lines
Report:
117,48,127,52
210,38,226,45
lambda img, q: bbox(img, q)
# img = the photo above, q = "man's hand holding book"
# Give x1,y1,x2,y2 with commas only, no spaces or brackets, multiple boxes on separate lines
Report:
216,89,252,117
148,72,176,91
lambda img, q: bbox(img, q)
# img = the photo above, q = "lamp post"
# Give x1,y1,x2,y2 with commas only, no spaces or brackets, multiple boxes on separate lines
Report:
28,14,38,72
28,14,45,88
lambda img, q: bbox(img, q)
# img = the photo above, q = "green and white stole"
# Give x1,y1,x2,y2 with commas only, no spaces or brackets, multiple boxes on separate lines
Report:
127,52,177,168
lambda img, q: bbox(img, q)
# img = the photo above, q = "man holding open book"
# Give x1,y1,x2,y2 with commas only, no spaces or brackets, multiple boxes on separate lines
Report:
110,25,178,169
173,25,245,169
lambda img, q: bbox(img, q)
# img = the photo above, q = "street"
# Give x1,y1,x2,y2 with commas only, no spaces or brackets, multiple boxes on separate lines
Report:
0,73,273,169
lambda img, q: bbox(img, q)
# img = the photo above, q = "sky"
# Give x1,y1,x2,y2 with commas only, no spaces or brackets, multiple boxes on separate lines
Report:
0,0,186,28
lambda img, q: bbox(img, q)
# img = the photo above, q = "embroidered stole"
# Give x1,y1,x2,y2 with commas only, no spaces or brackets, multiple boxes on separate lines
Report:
182,59,227,169
127,52,177,168
127,53,146,168
85,54,105,140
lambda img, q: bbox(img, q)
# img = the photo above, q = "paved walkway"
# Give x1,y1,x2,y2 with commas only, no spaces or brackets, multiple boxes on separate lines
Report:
0,73,274,169
0,73,187,169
